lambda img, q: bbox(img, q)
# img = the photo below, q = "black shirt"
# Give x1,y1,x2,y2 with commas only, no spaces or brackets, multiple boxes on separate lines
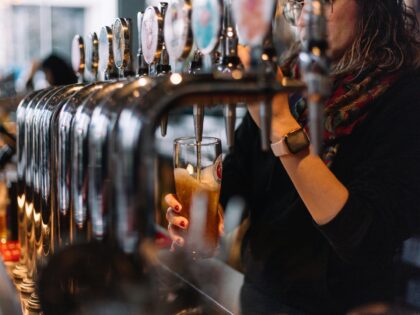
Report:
220,70,420,314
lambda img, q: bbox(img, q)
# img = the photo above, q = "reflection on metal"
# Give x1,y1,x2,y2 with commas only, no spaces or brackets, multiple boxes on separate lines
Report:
112,18,134,78
85,32,99,81
71,35,86,82
99,26,118,80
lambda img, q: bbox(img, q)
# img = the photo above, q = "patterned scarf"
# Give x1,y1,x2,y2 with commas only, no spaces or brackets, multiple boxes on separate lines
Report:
287,66,400,167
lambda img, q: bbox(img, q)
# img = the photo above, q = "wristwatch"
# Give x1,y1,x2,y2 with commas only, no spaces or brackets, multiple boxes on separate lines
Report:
271,127,310,157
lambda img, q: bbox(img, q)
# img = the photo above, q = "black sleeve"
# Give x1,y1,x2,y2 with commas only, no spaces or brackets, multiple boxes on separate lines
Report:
220,113,259,210
317,73,420,264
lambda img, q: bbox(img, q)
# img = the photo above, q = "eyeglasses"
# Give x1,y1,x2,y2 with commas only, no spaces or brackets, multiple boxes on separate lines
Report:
283,0,334,26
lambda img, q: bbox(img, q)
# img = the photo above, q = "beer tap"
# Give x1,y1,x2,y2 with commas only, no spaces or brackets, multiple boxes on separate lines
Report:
55,84,105,247
137,12,149,77
85,32,99,82
98,26,118,80
112,18,134,79
71,82,123,245
258,27,278,151
71,35,86,83
14,90,47,287
217,0,243,149
190,0,222,149
232,0,276,151
190,51,205,144
298,0,330,154
20,86,71,313
141,4,168,136
157,3,171,137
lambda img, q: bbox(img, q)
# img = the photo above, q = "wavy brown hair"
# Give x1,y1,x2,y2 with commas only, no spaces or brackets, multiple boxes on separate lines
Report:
282,0,420,77
333,0,420,76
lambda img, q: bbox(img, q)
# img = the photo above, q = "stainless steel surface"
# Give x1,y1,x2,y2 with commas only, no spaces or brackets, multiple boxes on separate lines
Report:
55,83,105,248
71,82,124,243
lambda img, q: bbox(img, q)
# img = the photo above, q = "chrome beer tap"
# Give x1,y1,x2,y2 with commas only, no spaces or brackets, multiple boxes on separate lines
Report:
231,0,277,151
71,35,86,83
85,32,99,82
71,82,123,245
190,0,223,146
141,4,167,136
55,84,105,247
98,26,119,80
13,90,47,287
298,0,330,154
217,0,243,149
156,2,171,137
137,12,149,77
190,51,205,144
112,18,134,79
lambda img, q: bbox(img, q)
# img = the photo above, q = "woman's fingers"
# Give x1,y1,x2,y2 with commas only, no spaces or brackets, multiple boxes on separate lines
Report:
166,208,188,229
164,193,182,213
168,224,185,247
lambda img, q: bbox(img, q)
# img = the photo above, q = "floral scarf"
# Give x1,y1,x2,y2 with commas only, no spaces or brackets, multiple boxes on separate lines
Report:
287,66,400,167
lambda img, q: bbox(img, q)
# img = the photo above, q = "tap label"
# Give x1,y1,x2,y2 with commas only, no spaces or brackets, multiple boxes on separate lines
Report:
142,6,161,64
191,0,222,55
232,0,274,46
164,0,192,61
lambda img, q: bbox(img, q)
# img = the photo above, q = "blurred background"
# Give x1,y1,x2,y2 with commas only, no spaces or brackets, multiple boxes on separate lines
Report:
0,0,152,95
0,0,419,97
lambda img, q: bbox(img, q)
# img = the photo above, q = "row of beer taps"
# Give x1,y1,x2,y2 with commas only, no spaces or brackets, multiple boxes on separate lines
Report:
13,0,329,313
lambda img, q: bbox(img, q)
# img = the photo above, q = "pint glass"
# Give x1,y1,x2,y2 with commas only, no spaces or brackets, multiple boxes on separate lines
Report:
173,137,222,258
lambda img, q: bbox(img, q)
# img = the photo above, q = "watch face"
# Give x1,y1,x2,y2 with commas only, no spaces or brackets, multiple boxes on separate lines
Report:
191,0,221,55
141,6,161,64
285,128,310,154
232,0,274,46
71,35,85,75
164,0,192,61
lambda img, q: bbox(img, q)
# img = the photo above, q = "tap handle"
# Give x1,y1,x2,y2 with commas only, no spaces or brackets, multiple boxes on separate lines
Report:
137,12,149,76
299,0,330,154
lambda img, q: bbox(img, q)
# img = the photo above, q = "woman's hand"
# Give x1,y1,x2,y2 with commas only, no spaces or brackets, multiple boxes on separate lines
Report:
164,193,225,251
165,194,188,249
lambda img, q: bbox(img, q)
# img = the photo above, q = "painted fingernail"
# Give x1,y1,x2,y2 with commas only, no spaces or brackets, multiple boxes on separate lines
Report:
174,205,180,211
180,220,186,228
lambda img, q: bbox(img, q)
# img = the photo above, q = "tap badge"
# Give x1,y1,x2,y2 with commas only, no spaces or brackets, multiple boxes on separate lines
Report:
112,19,126,69
213,154,222,184
232,0,274,46
191,0,221,55
164,0,192,61
142,6,160,64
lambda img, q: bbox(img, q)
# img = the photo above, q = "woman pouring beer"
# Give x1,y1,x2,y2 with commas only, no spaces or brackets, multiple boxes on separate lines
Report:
166,0,420,313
